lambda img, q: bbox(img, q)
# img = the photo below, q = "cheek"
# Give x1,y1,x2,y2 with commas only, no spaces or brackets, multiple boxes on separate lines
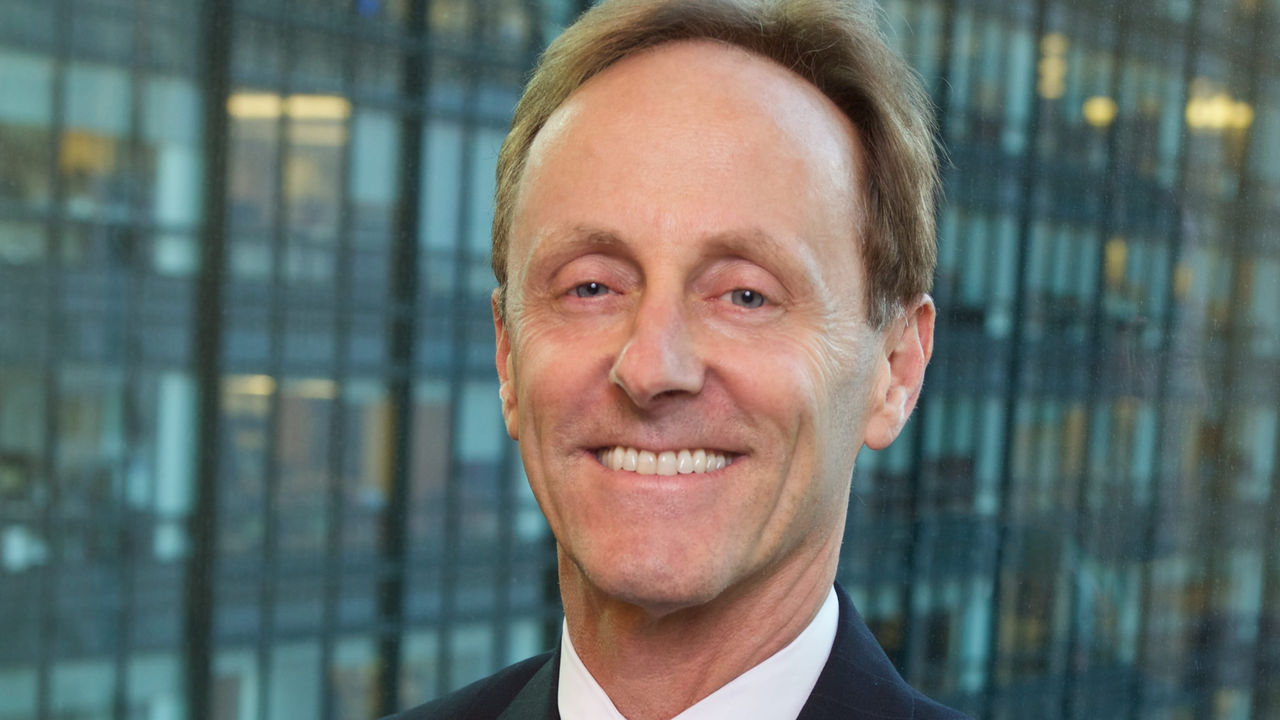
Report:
509,319,578,402
506,325,561,450
717,330,831,443
793,315,884,462
811,302,875,384
509,317,620,451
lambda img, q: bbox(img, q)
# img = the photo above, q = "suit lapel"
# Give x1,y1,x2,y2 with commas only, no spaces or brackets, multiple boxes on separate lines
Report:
497,646,561,720
797,583,919,720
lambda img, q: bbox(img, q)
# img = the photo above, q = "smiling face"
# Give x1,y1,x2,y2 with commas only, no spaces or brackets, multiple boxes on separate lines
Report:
496,40,920,614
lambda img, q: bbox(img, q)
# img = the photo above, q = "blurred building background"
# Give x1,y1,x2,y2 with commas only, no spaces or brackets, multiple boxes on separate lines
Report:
0,0,1276,718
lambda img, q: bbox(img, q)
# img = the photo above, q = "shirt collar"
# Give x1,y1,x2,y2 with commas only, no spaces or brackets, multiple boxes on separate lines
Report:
558,586,839,720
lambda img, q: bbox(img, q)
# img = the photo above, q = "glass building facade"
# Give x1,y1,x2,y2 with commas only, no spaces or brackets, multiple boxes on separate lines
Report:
0,0,1276,718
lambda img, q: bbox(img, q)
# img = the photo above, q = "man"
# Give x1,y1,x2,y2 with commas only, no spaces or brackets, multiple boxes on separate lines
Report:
392,0,966,717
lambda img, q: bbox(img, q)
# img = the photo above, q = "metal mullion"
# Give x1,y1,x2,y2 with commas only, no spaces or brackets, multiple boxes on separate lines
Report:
34,0,72,716
184,0,233,714
437,9,488,695
109,0,153,716
1056,4,1132,717
317,9,358,719
1252,405,1280,717
252,6,297,718
374,0,427,712
1197,5,1269,714
438,305,464,693
518,0,542,51
471,0,515,675
978,0,1052,714
1126,0,1206,717
1246,27,1280,720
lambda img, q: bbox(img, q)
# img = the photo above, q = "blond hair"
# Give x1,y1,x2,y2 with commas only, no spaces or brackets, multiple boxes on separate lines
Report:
492,0,939,329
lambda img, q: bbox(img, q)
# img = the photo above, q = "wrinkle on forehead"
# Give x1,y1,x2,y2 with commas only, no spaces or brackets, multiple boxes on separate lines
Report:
504,41,868,268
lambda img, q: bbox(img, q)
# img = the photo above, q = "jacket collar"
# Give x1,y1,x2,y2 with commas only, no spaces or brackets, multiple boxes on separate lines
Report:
798,582,920,719
498,642,561,720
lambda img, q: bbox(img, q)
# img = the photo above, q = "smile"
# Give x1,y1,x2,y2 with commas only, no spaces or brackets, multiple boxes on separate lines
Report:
594,446,736,475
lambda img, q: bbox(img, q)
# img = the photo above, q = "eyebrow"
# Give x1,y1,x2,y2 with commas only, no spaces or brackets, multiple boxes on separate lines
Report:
530,225,625,256
700,227,795,262
698,227,828,289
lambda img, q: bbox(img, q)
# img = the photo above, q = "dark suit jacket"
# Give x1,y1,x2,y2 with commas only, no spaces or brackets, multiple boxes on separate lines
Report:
387,584,969,719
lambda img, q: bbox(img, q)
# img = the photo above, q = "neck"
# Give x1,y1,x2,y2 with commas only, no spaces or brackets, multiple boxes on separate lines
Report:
559,532,841,720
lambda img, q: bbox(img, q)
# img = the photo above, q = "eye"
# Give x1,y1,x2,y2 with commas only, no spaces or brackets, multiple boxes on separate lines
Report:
726,288,767,309
571,281,611,298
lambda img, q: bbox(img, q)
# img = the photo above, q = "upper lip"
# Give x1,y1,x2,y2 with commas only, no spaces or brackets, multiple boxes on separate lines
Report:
579,423,750,457
587,436,745,451
592,443,735,451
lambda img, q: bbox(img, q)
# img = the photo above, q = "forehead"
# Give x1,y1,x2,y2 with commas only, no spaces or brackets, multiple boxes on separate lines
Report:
547,40,856,149
509,39,865,276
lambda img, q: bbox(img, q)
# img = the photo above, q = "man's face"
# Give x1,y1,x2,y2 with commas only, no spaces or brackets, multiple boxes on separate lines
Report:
496,40,910,613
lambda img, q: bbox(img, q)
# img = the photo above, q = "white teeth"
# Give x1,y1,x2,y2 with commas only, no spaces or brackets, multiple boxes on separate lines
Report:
676,449,693,474
637,450,657,474
657,451,677,476
597,446,733,475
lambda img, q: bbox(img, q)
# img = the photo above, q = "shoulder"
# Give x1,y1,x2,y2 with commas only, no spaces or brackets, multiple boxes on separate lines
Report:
909,692,972,719
800,584,971,719
382,651,556,720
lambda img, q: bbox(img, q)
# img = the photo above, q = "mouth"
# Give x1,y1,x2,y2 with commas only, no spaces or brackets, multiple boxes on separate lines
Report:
593,446,738,476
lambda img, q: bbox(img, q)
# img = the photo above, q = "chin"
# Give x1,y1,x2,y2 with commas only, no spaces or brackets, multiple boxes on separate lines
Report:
573,546,734,615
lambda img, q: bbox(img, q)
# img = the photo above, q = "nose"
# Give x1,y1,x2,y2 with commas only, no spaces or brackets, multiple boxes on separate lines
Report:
609,296,705,408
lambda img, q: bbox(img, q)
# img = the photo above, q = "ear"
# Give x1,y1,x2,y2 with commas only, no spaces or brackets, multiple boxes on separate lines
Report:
862,295,935,451
493,290,519,440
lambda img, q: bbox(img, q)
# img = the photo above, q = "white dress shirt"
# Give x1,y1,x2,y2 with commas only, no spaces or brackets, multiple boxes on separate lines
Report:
558,587,839,720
